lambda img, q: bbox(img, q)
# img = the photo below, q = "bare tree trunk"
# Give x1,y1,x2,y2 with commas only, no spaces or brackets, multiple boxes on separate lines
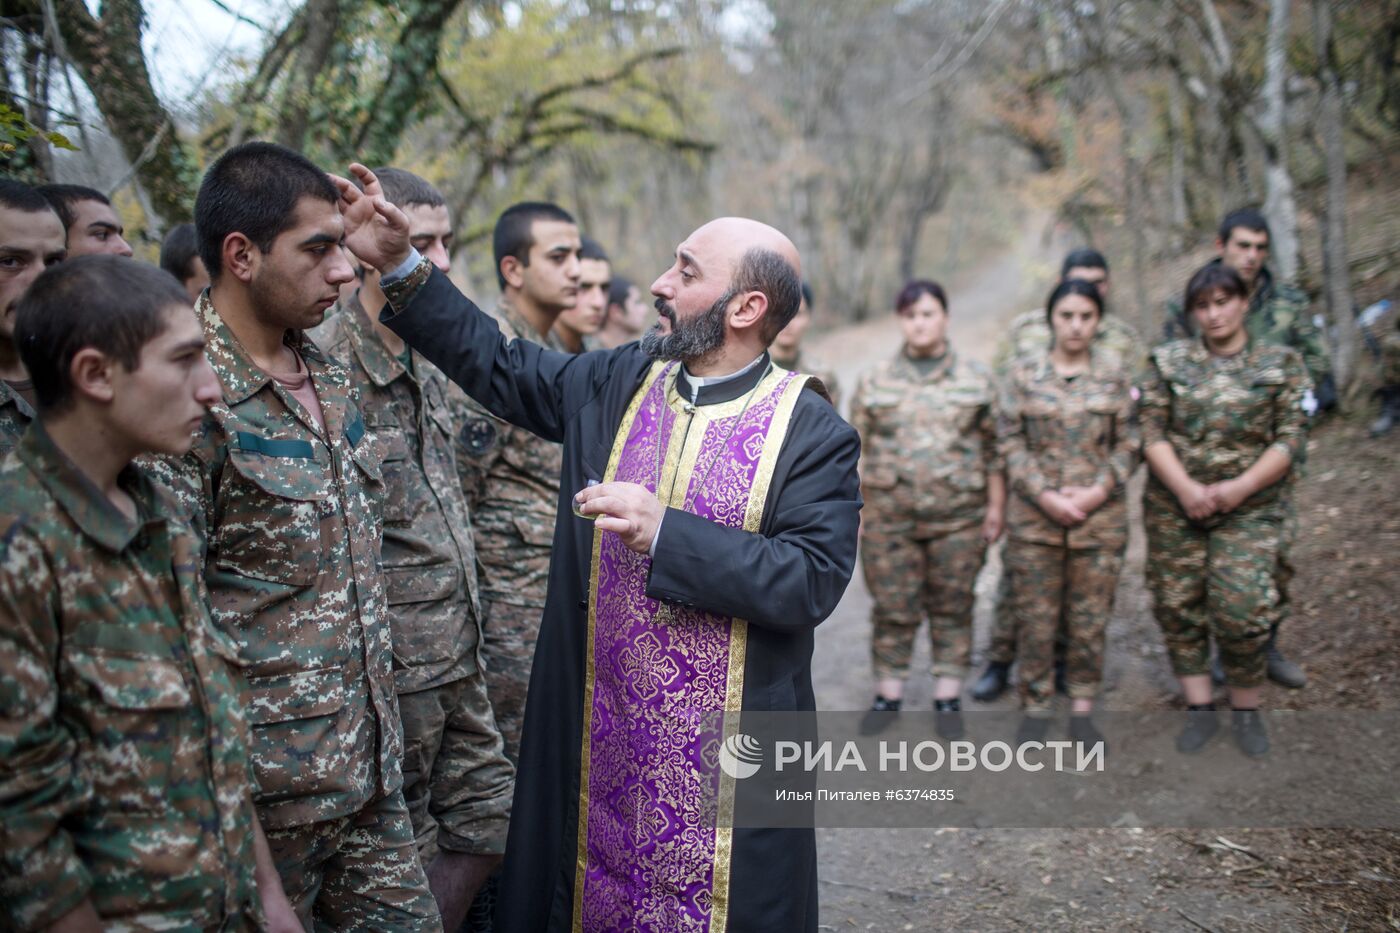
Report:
273,0,343,151
1314,0,1358,395
1259,0,1299,280
1167,76,1188,245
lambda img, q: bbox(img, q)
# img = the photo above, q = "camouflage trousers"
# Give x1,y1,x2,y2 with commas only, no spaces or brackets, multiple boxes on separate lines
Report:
984,539,1017,666
480,599,544,765
1146,500,1283,688
1006,539,1123,712
862,523,987,680
266,787,443,932
398,673,515,865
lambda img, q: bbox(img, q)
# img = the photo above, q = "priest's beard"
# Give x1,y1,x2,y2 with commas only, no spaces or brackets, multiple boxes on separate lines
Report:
641,290,733,366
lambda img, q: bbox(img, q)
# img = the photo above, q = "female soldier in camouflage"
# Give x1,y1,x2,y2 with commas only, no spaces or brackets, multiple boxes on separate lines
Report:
850,280,1005,738
1142,264,1310,757
998,280,1139,748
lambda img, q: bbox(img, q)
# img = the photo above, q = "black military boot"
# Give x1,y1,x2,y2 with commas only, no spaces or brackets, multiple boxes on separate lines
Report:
1176,704,1219,753
1054,657,1069,696
1231,709,1269,758
1015,714,1051,746
858,695,902,736
1264,627,1306,689
971,661,1011,702
1370,386,1399,437
1069,714,1106,757
934,698,965,740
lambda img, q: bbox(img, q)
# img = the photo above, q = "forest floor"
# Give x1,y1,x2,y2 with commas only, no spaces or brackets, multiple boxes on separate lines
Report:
803,224,1400,932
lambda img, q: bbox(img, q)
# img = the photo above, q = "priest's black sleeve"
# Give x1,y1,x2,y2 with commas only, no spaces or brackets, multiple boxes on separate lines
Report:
379,264,615,442
645,389,861,632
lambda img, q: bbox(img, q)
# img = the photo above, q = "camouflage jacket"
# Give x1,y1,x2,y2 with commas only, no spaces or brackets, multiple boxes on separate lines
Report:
1141,338,1310,516
993,307,1148,379
849,346,1001,535
1162,264,1331,390
311,292,482,694
152,293,400,829
451,298,563,608
0,424,259,931
0,379,34,457
772,348,842,411
997,351,1140,549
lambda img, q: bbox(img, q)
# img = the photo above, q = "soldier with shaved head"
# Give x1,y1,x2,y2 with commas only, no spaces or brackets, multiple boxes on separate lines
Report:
335,165,860,932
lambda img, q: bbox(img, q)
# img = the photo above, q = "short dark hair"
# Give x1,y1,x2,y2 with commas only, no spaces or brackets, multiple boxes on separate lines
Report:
607,275,633,309
1183,262,1248,312
195,142,339,282
580,236,609,263
1061,248,1108,278
895,279,947,314
16,256,188,413
1218,207,1270,244
799,281,814,312
159,223,201,284
0,178,57,214
37,183,109,230
366,167,445,210
1044,278,1105,325
492,201,575,289
733,248,802,343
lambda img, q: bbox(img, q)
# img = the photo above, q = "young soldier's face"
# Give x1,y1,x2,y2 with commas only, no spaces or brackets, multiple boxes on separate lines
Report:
558,258,609,337
405,204,453,273
1218,228,1269,288
772,299,810,356
65,199,134,258
0,206,67,341
1191,287,1249,346
898,292,948,355
1063,265,1109,301
1049,292,1101,354
512,219,581,312
110,304,221,456
613,285,652,335
249,196,356,331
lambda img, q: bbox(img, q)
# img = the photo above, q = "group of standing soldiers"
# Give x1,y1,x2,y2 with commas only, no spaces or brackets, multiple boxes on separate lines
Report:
0,146,659,931
849,208,1333,758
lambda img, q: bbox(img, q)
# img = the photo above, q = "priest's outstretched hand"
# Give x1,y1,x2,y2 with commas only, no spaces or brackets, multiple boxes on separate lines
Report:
575,482,664,554
330,163,412,273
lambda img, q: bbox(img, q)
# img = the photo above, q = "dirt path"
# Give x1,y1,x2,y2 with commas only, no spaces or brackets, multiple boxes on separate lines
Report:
800,224,1400,930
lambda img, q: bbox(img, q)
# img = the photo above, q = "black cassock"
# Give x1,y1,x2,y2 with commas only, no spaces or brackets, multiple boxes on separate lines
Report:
382,267,861,932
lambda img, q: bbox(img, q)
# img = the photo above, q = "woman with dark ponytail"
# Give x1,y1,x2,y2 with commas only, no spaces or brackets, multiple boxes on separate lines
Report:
998,279,1139,748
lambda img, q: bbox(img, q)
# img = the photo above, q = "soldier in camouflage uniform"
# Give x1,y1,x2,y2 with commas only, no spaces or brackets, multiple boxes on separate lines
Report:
997,280,1139,745
555,236,610,353
0,257,297,931
975,249,1145,703
1143,263,1311,757
771,281,841,410
312,167,514,931
850,280,1004,738
0,180,67,455
453,202,581,766
1159,209,1326,690
156,143,441,929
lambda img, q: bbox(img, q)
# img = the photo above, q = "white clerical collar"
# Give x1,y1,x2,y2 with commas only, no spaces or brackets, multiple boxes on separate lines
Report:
681,352,766,389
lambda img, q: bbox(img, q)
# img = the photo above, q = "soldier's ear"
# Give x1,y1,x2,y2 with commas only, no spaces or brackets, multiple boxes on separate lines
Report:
69,347,116,405
222,232,258,285
500,255,525,291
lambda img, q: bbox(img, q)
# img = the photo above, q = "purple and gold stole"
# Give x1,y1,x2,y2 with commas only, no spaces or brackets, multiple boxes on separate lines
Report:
573,361,809,933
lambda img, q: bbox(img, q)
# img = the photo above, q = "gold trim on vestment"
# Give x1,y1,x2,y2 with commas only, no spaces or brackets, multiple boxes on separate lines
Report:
572,361,670,933
709,372,809,933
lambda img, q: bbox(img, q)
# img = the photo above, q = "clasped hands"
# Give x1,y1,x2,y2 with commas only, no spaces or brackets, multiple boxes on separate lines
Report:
1173,475,1253,521
1037,484,1111,528
575,482,665,554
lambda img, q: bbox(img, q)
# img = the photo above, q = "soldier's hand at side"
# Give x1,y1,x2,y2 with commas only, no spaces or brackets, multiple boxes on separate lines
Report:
577,482,665,554
1205,478,1252,514
1037,490,1087,527
331,164,412,273
1175,480,1218,521
261,891,304,933
982,503,1004,543
1060,484,1108,516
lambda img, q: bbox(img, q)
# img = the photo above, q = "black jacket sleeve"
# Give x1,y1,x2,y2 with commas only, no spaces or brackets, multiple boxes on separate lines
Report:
381,266,615,443
645,391,861,633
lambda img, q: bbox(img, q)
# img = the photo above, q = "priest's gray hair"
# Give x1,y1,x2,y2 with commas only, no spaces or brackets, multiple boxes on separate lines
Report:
733,247,802,344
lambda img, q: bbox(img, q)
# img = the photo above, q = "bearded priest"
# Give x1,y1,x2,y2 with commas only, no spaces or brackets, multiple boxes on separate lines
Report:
335,164,860,933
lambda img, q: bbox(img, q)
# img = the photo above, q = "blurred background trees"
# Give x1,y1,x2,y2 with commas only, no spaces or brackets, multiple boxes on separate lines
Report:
1,0,1397,393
